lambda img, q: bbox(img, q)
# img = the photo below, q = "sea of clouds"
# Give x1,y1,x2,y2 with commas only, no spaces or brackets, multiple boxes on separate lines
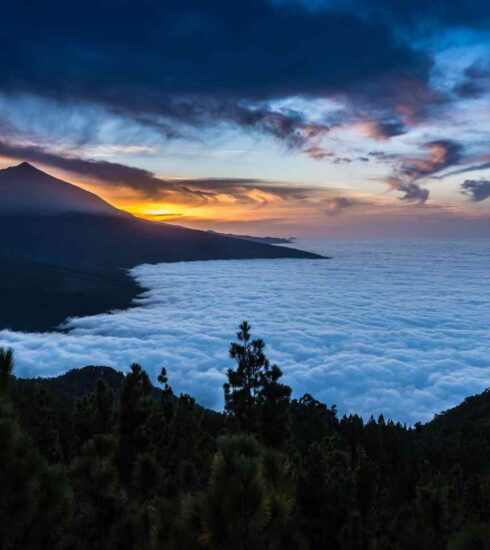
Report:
1,239,489,424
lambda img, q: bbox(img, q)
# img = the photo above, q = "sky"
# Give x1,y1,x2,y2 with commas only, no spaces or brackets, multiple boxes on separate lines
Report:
0,0,489,237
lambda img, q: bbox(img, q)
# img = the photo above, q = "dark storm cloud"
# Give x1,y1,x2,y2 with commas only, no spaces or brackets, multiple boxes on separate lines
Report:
460,179,490,202
0,1,429,98
109,98,331,151
0,138,322,204
289,0,490,29
0,139,183,198
0,0,435,148
369,120,407,140
398,183,429,203
398,140,464,181
377,140,464,202
222,103,330,150
453,61,490,99
382,177,430,203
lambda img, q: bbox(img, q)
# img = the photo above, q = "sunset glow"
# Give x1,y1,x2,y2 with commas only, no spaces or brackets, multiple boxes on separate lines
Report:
0,0,487,237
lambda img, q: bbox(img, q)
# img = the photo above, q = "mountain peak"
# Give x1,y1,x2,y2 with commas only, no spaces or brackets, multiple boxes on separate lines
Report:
11,161,42,174
16,161,35,169
0,162,125,216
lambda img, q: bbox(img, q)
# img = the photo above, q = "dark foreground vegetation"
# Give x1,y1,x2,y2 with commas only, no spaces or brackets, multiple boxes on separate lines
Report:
0,323,489,549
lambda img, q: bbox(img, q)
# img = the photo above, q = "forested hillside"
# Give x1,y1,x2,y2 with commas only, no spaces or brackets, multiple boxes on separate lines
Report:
0,324,488,549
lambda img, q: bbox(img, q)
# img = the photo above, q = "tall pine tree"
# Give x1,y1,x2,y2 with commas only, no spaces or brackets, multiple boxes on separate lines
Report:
224,322,291,447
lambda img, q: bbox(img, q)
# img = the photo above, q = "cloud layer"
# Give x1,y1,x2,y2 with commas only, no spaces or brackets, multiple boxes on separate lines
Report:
1,239,489,424
374,140,465,202
0,140,326,205
0,0,432,136
461,179,490,202
0,0,488,226
1,0,483,163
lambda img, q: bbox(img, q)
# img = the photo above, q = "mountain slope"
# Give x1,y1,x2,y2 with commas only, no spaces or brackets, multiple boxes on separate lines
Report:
0,213,321,269
428,389,490,432
0,163,324,330
0,162,322,268
0,255,139,331
0,162,123,215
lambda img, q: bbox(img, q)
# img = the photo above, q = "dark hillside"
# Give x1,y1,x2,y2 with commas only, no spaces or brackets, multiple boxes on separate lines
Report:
14,366,162,403
428,388,490,432
0,255,140,331
0,163,324,330
0,212,322,270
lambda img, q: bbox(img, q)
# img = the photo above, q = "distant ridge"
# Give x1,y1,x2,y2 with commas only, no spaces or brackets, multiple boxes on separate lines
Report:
207,230,295,245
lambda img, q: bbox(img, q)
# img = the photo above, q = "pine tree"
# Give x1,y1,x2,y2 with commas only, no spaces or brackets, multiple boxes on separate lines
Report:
0,351,71,548
118,363,154,482
224,322,266,434
158,367,174,419
224,322,291,447
94,378,114,434
69,434,120,549
257,363,291,448
0,346,14,394
31,386,63,463
200,434,303,550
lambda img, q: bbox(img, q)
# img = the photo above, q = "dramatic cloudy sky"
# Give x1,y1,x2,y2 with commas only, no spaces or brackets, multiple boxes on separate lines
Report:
1,0,489,236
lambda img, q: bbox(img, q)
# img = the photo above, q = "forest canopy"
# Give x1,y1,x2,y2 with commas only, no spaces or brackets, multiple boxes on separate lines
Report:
0,323,489,549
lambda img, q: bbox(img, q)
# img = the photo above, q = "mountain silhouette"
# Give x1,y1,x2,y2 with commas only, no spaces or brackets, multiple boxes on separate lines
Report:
0,162,321,268
0,162,123,216
0,162,323,330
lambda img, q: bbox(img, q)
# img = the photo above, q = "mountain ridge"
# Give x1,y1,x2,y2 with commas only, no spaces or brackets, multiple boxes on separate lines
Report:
0,162,324,330
0,162,324,269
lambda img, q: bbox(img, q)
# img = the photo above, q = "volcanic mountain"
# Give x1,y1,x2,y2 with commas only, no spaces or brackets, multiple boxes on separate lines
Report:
0,162,322,330
0,161,122,216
